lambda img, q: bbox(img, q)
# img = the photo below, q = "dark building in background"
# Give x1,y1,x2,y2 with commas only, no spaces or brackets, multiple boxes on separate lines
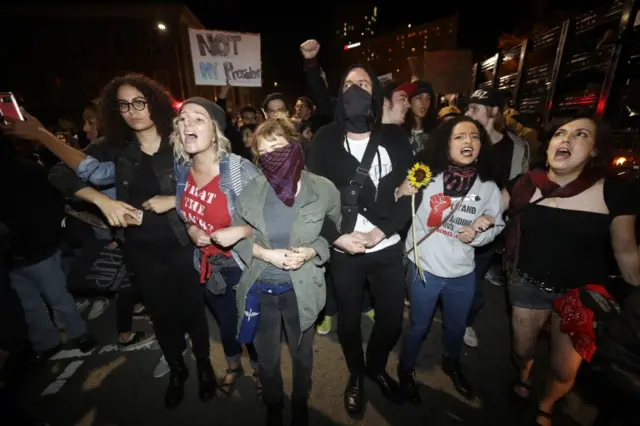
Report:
342,15,459,82
1,3,260,126
333,3,379,43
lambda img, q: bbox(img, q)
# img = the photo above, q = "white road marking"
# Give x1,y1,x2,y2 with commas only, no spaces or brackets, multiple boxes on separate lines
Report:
42,341,160,396
41,360,84,395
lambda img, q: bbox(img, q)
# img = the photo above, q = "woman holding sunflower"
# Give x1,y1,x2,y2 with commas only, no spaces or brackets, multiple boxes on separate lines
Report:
394,116,505,403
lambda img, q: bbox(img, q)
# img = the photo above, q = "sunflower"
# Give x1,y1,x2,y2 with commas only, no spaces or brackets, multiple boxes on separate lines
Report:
408,163,432,189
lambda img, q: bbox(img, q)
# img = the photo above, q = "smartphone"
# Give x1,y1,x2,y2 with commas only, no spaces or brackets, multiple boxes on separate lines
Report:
0,92,25,121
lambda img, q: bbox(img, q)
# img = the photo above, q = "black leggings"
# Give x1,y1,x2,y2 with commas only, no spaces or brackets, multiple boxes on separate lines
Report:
125,244,209,365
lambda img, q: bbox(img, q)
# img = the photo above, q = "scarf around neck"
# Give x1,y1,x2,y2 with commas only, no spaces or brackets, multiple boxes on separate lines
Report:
505,169,601,276
443,163,478,197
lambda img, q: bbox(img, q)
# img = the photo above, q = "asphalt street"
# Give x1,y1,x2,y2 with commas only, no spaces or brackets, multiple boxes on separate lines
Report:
18,280,597,426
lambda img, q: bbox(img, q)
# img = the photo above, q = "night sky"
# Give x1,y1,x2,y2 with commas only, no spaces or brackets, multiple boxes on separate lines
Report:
152,0,529,95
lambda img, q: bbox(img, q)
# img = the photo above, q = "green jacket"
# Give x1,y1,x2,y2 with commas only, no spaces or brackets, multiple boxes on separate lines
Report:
234,171,342,334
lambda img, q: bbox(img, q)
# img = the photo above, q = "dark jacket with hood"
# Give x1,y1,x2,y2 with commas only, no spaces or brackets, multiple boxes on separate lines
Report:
308,64,414,244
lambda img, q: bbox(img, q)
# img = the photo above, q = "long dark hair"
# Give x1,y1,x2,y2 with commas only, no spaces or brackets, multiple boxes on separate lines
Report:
415,115,494,182
98,73,175,146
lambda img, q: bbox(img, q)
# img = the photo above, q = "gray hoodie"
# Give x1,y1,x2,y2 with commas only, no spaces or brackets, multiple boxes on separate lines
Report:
406,174,505,278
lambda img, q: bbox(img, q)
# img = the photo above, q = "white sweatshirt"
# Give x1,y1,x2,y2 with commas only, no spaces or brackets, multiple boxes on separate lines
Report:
405,174,505,278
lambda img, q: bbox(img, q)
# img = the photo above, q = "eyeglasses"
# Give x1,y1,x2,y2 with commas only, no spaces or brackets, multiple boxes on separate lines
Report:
117,99,148,113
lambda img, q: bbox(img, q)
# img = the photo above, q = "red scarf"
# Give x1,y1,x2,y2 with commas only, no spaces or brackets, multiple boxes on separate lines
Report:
505,169,601,276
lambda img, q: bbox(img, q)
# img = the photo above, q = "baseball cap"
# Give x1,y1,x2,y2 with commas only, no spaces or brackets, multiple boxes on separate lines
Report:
469,88,504,109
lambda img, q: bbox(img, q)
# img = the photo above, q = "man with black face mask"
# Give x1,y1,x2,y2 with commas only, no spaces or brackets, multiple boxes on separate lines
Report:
309,65,414,418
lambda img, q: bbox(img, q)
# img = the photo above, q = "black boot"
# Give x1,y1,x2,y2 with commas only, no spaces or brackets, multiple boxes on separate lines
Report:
344,374,365,419
397,366,421,404
291,400,309,426
266,402,283,426
196,358,216,402
164,360,189,410
442,354,474,400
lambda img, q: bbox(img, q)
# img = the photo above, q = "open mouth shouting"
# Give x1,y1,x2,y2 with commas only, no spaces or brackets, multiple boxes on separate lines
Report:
183,130,199,149
554,146,571,160
460,146,474,157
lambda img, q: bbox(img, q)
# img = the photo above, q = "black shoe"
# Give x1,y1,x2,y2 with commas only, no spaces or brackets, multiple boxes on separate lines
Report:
398,366,421,404
196,359,216,402
442,354,474,400
266,402,283,426
30,344,63,365
365,368,404,405
73,333,97,353
164,361,189,410
344,374,365,419
291,400,309,426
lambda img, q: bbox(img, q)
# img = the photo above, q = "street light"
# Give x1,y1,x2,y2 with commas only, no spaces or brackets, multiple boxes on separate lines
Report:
274,82,278,87
157,22,167,31
408,24,412,28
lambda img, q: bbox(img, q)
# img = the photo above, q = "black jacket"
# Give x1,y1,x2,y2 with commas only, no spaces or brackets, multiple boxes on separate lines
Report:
48,137,191,246
309,122,413,243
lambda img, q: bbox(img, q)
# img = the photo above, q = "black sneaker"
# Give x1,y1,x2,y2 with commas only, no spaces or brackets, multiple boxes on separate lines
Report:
30,344,63,364
73,333,98,353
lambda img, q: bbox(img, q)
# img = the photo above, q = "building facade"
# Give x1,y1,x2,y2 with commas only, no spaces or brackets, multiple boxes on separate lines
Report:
0,3,257,124
333,3,379,44
342,15,459,82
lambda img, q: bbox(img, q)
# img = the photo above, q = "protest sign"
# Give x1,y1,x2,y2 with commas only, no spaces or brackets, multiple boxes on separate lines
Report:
188,29,261,87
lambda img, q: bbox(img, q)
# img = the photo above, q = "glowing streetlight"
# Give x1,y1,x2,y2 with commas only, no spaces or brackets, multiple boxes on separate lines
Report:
157,22,167,31
274,81,278,87
408,24,412,28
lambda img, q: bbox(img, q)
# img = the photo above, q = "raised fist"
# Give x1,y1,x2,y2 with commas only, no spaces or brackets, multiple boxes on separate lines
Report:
300,39,320,59
427,193,452,227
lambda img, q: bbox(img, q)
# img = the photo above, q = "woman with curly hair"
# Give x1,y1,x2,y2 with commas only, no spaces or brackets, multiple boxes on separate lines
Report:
7,73,216,409
394,116,505,403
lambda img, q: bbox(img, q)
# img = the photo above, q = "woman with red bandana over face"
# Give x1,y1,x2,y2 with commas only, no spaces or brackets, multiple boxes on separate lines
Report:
233,117,341,426
503,116,640,426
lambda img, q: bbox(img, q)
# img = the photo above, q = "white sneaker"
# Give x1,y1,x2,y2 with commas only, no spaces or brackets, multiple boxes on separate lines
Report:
88,298,110,320
153,348,188,378
153,355,170,378
463,327,478,348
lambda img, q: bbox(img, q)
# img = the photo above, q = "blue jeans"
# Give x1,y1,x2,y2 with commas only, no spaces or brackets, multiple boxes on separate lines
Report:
9,251,87,352
400,263,475,370
203,266,258,367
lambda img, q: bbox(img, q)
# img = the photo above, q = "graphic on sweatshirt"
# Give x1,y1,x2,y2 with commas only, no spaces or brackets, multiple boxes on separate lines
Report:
426,193,482,239
427,193,452,227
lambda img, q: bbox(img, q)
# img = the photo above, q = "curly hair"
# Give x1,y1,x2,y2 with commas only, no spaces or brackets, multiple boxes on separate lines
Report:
171,115,231,164
98,73,175,146
251,114,301,163
415,115,494,182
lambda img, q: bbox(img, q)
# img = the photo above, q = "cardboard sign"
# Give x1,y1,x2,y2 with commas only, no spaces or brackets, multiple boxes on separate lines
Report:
188,29,262,87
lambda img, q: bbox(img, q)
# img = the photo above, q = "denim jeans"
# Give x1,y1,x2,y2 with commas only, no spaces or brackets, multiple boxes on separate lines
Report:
9,251,87,351
203,266,258,367
400,263,475,371
253,289,314,406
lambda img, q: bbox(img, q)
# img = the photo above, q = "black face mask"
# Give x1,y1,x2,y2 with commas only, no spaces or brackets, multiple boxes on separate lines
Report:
342,85,372,133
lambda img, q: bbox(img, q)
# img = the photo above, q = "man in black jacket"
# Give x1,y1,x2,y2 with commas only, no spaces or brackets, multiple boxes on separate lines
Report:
308,64,414,418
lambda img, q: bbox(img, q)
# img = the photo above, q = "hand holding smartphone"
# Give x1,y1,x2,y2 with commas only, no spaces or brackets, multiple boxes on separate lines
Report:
0,93,25,122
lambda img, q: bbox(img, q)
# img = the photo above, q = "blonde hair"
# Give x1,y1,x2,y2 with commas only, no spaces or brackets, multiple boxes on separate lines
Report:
170,115,231,163
250,114,300,163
